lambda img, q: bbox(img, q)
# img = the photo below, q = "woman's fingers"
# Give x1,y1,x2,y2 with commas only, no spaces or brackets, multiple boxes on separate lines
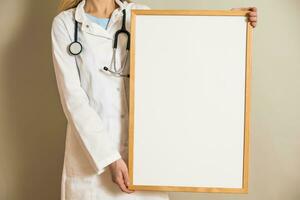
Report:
247,7,258,28
231,7,258,28
249,16,257,22
251,22,257,28
248,15,257,28
116,176,134,194
122,167,130,187
249,7,257,12
121,164,135,193
249,11,257,17
109,158,134,194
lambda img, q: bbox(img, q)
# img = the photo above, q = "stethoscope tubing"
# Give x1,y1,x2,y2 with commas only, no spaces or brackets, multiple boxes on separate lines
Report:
69,9,130,78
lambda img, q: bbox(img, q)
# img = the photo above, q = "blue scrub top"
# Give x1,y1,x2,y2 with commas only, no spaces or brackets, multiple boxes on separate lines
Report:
86,13,110,30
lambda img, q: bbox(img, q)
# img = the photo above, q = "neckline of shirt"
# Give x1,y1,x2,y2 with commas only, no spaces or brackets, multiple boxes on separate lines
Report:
85,13,110,20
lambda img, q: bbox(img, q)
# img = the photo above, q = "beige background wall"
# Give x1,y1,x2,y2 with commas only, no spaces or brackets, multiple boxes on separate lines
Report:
0,0,299,199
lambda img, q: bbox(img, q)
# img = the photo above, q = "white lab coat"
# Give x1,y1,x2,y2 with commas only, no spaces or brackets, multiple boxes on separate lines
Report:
51,0,169,199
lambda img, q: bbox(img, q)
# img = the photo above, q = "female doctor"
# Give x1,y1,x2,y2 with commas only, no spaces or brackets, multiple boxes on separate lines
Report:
51,0,258,199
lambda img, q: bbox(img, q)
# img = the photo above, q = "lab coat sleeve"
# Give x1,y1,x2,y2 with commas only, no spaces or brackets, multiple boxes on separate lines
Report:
51,16,121,175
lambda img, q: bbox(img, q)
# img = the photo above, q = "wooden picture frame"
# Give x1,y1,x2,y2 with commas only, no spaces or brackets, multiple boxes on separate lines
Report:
128,10,252,193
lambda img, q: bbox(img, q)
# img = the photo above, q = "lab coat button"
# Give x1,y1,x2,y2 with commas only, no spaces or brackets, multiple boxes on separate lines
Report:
116,88,120,91
121,114,125,118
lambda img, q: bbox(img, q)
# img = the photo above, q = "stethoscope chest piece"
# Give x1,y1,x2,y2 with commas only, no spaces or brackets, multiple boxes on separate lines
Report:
69,41,82,55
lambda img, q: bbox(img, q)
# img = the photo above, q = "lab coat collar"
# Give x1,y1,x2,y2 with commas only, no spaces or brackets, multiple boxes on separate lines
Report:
75,0,127,39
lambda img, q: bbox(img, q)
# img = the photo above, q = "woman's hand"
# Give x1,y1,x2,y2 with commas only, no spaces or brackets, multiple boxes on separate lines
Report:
109,158,134,194
231,7,258,28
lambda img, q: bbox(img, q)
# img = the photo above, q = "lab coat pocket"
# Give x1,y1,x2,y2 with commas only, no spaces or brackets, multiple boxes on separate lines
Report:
65,175,94,200
65,125,99,177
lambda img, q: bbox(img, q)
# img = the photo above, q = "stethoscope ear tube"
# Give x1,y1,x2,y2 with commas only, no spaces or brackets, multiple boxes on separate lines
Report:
113,10,130,51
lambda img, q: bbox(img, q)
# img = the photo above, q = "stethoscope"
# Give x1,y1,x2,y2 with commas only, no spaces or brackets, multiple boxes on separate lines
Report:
69,9,130,78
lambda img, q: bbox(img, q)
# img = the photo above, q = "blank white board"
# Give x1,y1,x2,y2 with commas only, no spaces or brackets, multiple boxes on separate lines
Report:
128,10,252,193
